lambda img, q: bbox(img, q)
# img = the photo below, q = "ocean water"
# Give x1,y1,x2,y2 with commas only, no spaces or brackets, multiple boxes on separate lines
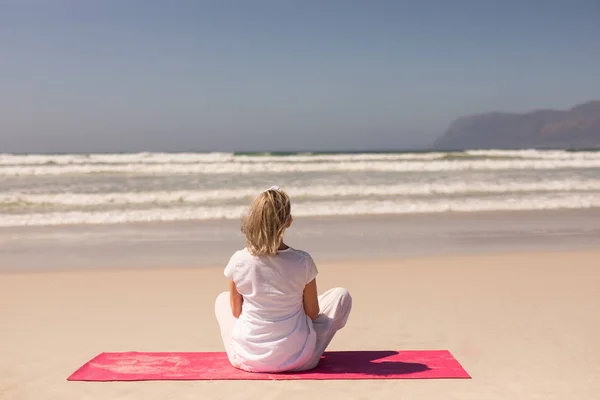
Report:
1,150,600,227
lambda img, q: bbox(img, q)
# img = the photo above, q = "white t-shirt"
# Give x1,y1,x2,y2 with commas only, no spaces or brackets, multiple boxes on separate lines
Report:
224,246,319,372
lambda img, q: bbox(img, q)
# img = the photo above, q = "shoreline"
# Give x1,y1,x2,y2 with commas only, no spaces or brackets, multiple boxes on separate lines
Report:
2,208,599,273
2,206,600,230
3,206,600,231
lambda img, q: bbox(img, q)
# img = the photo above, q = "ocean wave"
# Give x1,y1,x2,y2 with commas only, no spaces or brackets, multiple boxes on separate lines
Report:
463,149,600,159
0,152,449,166
2,158,600,176
2,195,599,227
0,152,236,166
3,180,600,207
2,150,600,167
235,152,448,163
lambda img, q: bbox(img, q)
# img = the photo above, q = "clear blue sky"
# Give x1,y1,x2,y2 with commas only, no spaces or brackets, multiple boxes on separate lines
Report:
1,0,599,153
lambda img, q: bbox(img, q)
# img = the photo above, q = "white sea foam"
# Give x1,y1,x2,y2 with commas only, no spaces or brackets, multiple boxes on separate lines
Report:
235,152,449,162
0,152,236,166
464,149,600,159
2,158,600,176
2,150,600,167
2,195,599,227
3,150,600,227
0,152,446,166
3,180,600,207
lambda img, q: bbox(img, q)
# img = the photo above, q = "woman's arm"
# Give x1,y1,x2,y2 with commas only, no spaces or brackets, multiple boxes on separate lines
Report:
303,278,320,321
229,280,243,318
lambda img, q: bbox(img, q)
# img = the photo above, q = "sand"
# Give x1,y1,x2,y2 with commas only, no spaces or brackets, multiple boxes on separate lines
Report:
1,251,599,400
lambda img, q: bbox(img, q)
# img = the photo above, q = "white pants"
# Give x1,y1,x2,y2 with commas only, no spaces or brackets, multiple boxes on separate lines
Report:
215,287,352,371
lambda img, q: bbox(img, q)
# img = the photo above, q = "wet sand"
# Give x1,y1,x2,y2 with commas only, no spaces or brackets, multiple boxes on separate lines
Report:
2,209,599,271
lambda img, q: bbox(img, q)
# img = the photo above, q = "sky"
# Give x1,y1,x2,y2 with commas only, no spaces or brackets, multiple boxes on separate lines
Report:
1,0,599,153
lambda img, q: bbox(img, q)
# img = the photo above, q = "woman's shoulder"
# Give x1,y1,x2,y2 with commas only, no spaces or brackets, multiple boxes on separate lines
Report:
230,247,252,261
281,246,313,261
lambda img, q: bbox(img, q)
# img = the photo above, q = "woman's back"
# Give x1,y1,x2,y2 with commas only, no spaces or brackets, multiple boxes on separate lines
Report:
215,186,351,373
223,247,318,372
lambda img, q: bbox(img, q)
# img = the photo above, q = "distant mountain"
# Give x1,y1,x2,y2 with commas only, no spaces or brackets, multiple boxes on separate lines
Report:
433,100,600,150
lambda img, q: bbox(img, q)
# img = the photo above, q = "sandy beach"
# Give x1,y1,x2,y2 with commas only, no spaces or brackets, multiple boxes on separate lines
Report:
2,241,600,399
3,1,600,397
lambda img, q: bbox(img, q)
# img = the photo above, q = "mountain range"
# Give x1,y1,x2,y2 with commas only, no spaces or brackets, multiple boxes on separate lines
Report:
433,100,600,150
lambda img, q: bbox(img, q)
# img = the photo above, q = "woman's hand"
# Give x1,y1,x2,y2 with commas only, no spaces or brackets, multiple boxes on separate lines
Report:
303,278,320,321
229,280,243,318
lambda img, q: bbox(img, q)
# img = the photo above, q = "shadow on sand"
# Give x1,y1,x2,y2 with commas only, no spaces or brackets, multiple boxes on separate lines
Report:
301,351,430,376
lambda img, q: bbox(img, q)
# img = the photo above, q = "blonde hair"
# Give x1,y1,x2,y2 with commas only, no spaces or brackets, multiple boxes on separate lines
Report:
241,187,292,256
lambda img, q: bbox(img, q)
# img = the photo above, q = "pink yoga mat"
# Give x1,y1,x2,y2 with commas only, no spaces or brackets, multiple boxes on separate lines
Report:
68,350,470,381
